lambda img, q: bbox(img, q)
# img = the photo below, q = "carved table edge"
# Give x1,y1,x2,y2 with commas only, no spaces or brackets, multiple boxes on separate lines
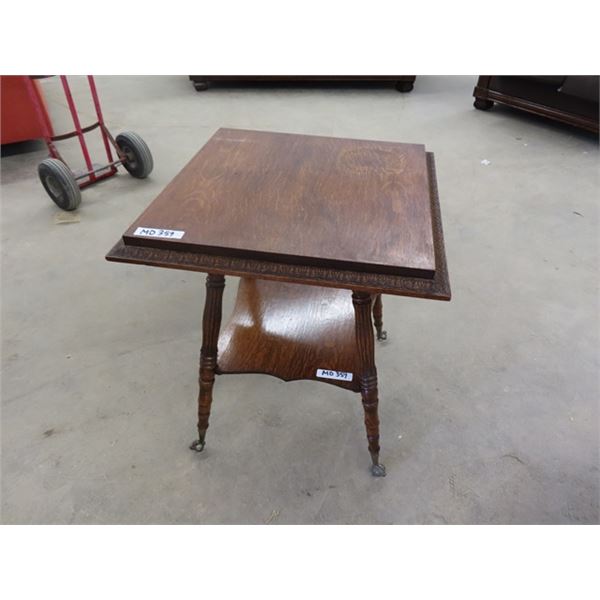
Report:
105,152,451,301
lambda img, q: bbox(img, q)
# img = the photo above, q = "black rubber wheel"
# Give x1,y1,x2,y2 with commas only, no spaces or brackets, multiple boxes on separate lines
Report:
38,158,82,211
395,80,414,93
474,98,494,111
193,81,209,91
116,131,153,179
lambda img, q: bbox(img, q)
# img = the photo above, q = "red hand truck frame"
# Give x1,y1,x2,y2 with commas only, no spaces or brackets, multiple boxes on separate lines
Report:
26,75,153,211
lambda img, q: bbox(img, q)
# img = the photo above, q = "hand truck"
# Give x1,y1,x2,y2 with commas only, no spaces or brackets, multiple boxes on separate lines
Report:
26,75,153,211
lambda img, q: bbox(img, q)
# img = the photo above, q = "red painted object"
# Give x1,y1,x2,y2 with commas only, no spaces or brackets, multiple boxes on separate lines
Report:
26,76,153,211
26,76,121,187
0,76,54,144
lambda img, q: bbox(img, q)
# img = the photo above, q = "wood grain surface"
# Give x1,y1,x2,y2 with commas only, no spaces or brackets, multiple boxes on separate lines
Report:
107,152,450,300
105,132,451,475
217,278,361,392
122,128,436,279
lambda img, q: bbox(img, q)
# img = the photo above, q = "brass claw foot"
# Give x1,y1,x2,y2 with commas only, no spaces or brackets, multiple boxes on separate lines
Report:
371,463,386,477
189,439,206,452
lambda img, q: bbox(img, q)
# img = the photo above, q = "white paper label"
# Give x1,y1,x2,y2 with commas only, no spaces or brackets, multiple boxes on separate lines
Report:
316,369,353,382
133,227,185,240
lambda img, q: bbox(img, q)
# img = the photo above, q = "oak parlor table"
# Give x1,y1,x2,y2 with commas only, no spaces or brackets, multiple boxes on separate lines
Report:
106,128,451,477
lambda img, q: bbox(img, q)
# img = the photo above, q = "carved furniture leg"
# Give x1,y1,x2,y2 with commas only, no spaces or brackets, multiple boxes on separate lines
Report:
190,273,225,452
352,292,386,477
372,293,387,341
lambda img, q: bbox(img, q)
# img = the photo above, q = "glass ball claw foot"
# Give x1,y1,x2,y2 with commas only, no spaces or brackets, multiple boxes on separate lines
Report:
376,329,387,341
190,439,206,452
370,461,386,477
369,449,386,476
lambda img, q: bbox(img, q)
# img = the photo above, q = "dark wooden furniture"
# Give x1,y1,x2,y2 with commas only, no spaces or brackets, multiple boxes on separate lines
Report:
189,75,416,93
473,75,599,133
106,128,450,477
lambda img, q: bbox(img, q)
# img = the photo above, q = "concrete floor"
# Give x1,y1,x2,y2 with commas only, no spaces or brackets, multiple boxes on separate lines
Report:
1,76,598,524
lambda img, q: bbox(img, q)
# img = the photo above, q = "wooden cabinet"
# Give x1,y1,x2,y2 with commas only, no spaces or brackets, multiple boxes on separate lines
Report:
189,75,416,92
473,75,599,133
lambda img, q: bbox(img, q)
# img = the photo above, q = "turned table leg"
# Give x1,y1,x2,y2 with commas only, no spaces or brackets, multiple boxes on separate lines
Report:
372,293,387,341
190,273,225,452
352,292,386,477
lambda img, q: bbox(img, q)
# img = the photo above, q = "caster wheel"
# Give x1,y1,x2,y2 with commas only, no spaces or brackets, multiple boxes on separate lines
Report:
116,131,154,179
193,81,209,91
474,98,494,111
38,158,81,211
395,81,414,93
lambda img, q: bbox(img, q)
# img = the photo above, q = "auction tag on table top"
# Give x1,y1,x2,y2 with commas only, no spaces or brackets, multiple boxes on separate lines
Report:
133,227,185,240
316,369,353,382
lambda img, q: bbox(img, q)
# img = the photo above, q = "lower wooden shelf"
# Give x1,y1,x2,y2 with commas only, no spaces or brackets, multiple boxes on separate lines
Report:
217,278,361,392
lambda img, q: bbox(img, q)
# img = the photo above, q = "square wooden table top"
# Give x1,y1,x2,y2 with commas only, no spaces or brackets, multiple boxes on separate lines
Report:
121,128,436,279
108,128,450,300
